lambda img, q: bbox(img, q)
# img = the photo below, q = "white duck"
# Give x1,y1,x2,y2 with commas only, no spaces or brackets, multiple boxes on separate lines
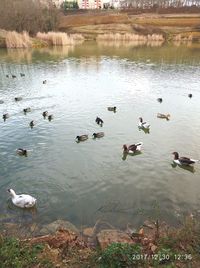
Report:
138,117,150,129
8,189,37,208
172,152,199,166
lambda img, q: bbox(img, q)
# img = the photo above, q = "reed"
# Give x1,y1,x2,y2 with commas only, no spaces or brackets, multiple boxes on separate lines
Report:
36,32,84,46
173,33,193,41
96,33,164,42
5,31,32,48
97,40,164,48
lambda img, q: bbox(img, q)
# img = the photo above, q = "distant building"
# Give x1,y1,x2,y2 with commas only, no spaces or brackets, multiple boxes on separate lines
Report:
78,0,103,9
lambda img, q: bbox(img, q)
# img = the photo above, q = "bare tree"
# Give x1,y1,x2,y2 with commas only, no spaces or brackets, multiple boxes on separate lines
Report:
0,0,60,35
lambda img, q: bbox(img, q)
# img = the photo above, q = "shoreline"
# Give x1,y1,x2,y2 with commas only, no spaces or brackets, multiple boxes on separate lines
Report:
0,12,200,48
0,216,199,267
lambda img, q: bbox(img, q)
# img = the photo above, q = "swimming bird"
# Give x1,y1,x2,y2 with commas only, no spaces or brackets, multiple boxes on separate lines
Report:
16,148,27,156
0,100,4,104
29,120,35,128
48,115,53,121
96,117,104,126
6,75,9,78
7,189,36,208
76,135,88,142
107,106,117,112
157,98,163,103
20,73,25,77
172,152,199,166
12,75,16,78
157,113,170,120
42,111,48,118
43,80,47,84
3,113,9,121
23,108,31,113
123,142,143,154
15,97,22,101
93,132,104,138
188,93,192,98
138,117,150,129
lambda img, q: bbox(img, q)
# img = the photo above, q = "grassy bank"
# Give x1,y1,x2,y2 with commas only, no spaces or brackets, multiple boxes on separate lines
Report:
0,12,200,48
59,12,200,42
1,216,200,268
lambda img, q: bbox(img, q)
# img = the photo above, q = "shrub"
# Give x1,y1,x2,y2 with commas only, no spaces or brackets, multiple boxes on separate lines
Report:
98,242,144,268
0,237,52,268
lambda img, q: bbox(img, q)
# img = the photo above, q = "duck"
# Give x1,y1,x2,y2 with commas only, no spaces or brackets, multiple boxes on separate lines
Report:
43,80,47,84
76,135,88,142
107,106,117,112
6,75,9,78
12,75,16,78
138,117,150,129
188,93,192,98
20,73,25,77
15,97,22,101
3,113,9,121
42,111,48,118
96,117,104,126
23,108,31,113
7,189,36,208
93,132,104,138
172,152,199,166
29,120,35,128
157,113,170,120
48,115,53,121
123,142,143,154
157,98,163,103
16,148,27,156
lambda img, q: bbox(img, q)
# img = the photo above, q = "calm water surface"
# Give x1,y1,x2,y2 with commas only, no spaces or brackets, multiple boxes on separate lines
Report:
0,42,200,229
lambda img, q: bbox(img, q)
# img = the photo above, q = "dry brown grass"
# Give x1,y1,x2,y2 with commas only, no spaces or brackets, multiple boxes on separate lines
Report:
5,31,32,48
173,33,193,41
133,17,200,27
36,32,84,46
59,13,129,29
96,33,164,41
58,12,200,42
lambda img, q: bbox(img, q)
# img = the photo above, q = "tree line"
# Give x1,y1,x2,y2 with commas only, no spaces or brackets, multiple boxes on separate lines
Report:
121,0,200,8
0,0,60,35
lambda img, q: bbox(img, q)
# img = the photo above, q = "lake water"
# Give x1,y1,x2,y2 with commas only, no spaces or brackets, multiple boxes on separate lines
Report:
0,41,200,230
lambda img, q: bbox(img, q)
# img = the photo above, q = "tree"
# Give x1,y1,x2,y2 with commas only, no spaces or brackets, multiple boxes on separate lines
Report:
0,0,60,35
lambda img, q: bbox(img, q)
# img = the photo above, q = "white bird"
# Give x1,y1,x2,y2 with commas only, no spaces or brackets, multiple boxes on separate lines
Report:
7,189,37,208
138,117,150,129
172,152,199,166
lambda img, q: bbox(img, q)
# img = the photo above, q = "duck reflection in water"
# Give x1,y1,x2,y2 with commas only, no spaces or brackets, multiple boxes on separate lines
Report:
122,150,142,161
171,162,195,173
138,126,150,134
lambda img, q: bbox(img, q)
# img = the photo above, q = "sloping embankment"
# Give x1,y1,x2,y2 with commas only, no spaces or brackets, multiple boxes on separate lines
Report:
58,12,200,42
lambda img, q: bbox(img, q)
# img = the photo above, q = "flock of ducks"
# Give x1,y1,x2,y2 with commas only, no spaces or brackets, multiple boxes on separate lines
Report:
2,75,54,207
3,87,53,125
3,73,198,208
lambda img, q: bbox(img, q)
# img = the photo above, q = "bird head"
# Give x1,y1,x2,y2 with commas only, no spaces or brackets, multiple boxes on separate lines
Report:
7,189,16,197
172,152,179,159
123,145,128,150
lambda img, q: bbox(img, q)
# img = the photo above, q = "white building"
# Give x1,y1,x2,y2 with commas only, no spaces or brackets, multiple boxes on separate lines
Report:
78,0,103,8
